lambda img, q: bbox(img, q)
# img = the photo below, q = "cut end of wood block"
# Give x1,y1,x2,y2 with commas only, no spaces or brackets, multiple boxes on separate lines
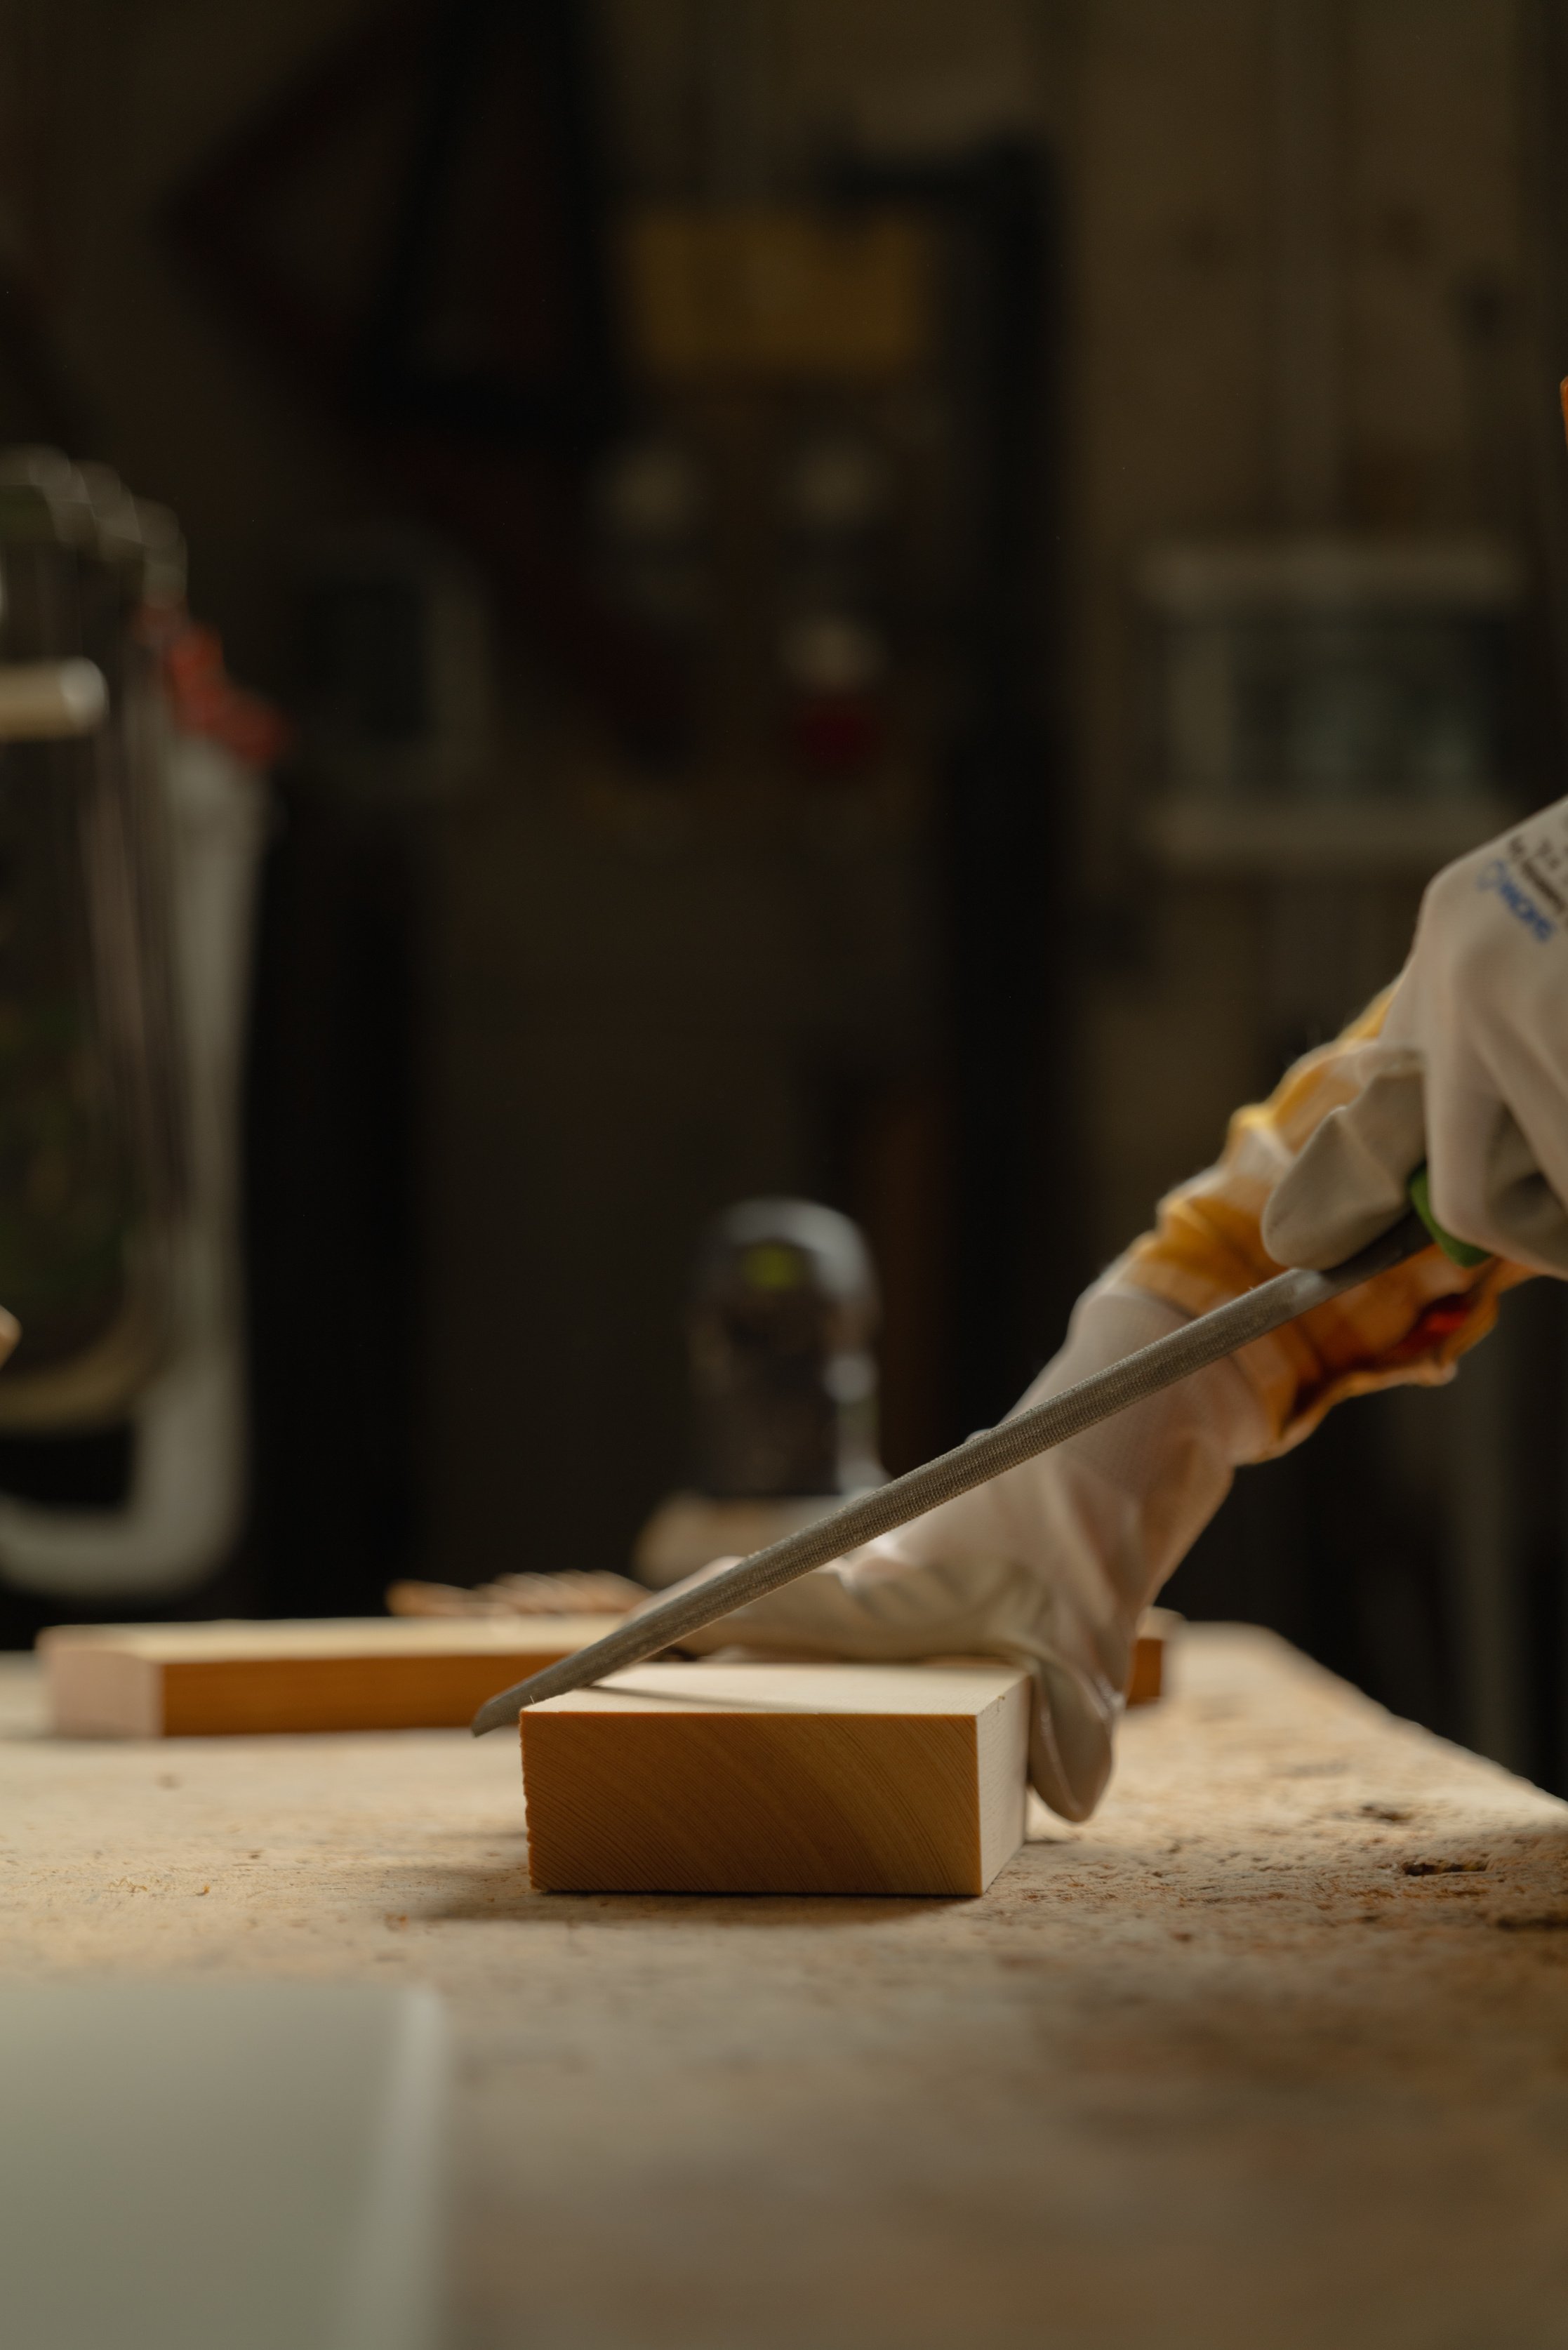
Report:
520,1661,1030,1898
37,1628,164,1738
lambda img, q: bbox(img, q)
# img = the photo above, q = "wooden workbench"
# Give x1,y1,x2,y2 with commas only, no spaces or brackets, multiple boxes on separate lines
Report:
5,1624,1568,2350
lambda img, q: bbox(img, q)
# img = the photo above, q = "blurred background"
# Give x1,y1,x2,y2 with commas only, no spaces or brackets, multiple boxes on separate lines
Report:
0,0,1567,1785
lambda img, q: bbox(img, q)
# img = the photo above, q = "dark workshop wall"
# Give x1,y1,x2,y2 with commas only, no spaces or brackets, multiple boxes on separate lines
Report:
3,1,1568,1789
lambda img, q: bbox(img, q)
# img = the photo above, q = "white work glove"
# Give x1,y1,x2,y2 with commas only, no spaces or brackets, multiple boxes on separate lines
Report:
1264,801,1568,1275
663,1280,1268,1822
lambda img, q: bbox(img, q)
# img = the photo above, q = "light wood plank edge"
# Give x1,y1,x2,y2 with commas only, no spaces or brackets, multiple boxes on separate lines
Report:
38,1619,609,1738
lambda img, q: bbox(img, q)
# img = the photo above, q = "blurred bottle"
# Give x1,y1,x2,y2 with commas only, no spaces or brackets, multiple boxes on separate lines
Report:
634,1197,886,1589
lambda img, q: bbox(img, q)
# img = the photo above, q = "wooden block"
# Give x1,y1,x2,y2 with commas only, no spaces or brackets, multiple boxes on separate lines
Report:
521,1661,1031,1897
1128,1607,1179,1708
39,1617,614,1738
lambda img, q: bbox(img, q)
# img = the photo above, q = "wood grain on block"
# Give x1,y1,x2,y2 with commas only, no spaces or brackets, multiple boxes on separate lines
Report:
39,1617,614,1738
521,1660,1032,1897
1128,1607,1178,1707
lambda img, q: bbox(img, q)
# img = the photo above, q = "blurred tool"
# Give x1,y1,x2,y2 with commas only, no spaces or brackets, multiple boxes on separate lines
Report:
0,454,184,1427
474,1208,1435,1731
0,450,279,1603
633,1199,886,1592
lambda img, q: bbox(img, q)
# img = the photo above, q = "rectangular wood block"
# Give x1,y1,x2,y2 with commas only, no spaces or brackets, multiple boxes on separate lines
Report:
1127,1612,1174,1707
39,1617,614,1738
521,1660,1032,1897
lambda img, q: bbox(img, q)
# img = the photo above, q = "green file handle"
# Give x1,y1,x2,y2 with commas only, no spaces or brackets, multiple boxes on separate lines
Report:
1407,1165,1490,1268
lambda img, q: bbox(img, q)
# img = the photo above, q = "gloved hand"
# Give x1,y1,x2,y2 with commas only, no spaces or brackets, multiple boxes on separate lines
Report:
658,1277,1268,1822
1263,801,1568,1275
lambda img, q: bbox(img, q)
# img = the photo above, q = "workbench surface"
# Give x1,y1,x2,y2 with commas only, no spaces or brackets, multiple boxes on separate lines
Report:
6,1624,1568,2350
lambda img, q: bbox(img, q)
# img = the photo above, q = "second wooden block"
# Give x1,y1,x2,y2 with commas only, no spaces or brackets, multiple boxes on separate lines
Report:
40,1617,618,1738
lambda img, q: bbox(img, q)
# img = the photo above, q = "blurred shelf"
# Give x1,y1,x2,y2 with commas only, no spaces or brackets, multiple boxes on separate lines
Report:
1140,795,1517,878
1137,534,1524,616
